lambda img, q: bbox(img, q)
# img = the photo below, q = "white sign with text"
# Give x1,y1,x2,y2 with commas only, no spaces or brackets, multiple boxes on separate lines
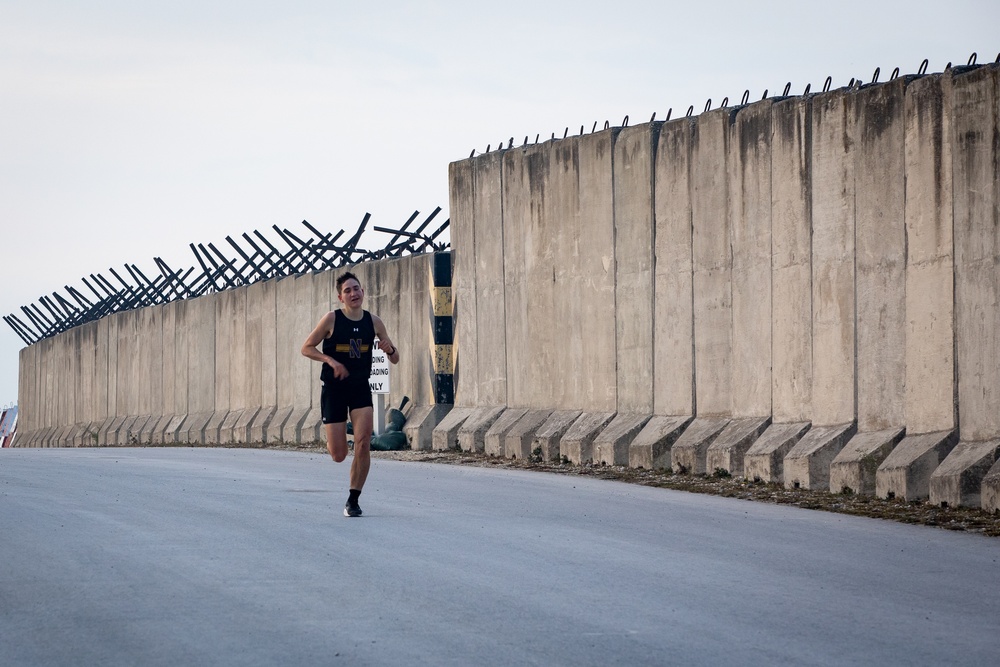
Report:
369,338,390,394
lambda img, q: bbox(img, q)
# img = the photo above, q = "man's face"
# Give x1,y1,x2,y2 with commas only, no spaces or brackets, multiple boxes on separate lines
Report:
338,279,364,308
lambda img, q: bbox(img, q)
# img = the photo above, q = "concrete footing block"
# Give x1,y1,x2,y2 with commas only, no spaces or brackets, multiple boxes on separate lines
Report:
929,440,1000,508
179,412,215,444
784,423,856,490
51,425,74,447
298,407,324,445
99,416,127,446
230,407,261,444
561,412,616,464
503,410,553,459
628,416,692,470
403,404,452,451
595,414,652,466
124,416,151,445
113,416,142,446
981,459,1000,513
75,422,102,447
532,411,582,462
432,406,476,451
876,431,957,501
248,406,278,444
157,414,188,444
217,409,245,444
830,428,906,495
203,411,231,445
706,417,771,477
744,422,811,483
283,407,314,444
137,415,160,445
671,418,729,475
269,407,295,443
484,408,528,457
457,406,506,453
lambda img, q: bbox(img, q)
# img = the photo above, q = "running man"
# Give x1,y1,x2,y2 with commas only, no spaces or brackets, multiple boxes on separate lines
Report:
301,271,399,517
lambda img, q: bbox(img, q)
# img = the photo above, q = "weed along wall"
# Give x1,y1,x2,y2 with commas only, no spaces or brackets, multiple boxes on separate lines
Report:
15,252,451,450
441,64,1000,511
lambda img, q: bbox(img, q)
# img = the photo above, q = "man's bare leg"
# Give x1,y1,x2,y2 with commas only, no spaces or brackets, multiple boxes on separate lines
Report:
325,423,348,462
349,406,374,491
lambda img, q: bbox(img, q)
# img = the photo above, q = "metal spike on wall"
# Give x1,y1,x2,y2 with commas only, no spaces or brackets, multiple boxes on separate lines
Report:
5,209,451,345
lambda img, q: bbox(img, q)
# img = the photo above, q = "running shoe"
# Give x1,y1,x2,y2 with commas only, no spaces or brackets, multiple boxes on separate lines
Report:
344,499,362,517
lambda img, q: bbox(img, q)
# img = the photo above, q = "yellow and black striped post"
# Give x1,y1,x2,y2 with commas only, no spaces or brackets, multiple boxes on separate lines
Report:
432,252,454,404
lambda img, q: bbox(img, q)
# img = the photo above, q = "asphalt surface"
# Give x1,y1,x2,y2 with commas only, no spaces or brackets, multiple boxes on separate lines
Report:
1,447,998,666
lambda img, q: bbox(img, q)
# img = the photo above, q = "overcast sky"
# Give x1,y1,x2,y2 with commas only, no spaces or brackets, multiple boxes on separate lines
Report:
1,0,998,406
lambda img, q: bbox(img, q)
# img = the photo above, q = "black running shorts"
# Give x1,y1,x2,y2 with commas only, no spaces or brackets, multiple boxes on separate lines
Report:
321,378,373,424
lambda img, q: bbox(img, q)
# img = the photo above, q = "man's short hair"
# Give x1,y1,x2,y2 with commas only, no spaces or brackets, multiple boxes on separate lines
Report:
336,271,361,294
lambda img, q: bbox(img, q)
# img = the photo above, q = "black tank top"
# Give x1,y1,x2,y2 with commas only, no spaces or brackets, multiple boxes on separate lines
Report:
321,310,376,383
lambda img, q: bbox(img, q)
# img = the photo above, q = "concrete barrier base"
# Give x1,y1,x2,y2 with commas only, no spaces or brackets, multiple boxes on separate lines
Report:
981,459,1000,513
457,406,506,453
138,415,159,445
432,406,475,451
99,416,127,446
706,417,771,477
561,412,616,464
595,414,652,466
203,411,231,445
484,408,528,457
247,406,277,444
671,418,729,475
269,407,296,443
230,407,261,444
179,412,215,444
503,410,552,459
298,407,323,445
283,407,314,444
51,424,73,447
112,416,140,445
158,415,181,444
875,431,958,501
75,422,102,447
744,422,811,483
830,428,905,495
217,409,244,444
784,423,856,491
532,411,582,462
402,404,451,450
628,416,692,470
929,440,1000,508
127,416,153,445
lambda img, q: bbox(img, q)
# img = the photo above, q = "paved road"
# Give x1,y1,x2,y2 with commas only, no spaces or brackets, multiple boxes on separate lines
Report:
1,448,998,666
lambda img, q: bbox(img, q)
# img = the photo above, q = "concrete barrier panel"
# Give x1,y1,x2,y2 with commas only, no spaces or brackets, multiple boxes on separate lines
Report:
456,405,505,453
613,124,658,414
473,152,507,407
855,80,907,431
875,430,957,501
532,410,582,462
744,422,811,483
810,90,856,426
449,157,478,408
929,440,1000,508
403,404,452,451
953,65,1000,441
705,417,771,477
628,416,691,470
904,73,956,434
594,413,652,466
784,423,856,490
671,418,729,475
829,428,905,496
503,409,553,460
484,408,528,457
981,459,1000,513
770,98,813,423
560,412,615,465
432,406,475,451
653,120,695,416
729,101,772,419
169,299,190,442
691,111,733,417
498,147,529,408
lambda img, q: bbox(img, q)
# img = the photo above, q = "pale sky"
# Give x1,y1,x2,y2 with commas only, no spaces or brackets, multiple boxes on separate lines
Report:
1,0,997,405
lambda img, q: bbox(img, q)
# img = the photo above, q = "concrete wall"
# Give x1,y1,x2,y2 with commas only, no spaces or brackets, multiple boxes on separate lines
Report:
447,65,1000,505
16,252,450,447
